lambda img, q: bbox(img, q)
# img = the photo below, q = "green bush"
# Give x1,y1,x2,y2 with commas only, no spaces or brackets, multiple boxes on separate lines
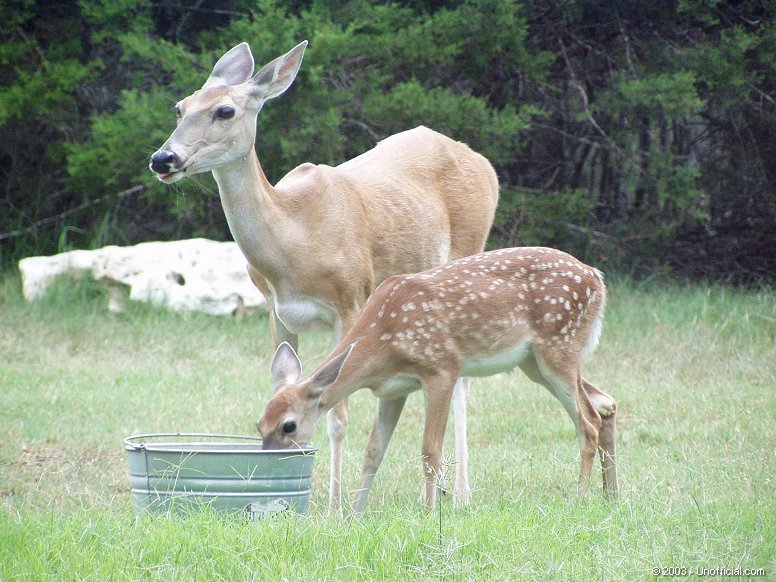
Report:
1,0,773,283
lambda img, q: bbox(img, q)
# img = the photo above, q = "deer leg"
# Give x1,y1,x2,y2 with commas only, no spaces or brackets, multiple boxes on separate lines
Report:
327,401,348,516
353,396,407,516
581,379,618,496
529,349,601,495
326,312,357,516
247,266,298,350
421,371,457,513
269,309,298,351
519,353,579,427
573,379,602,495
452,377,471,507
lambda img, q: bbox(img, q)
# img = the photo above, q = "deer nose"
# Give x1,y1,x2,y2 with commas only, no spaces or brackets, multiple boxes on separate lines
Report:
150,150,178,173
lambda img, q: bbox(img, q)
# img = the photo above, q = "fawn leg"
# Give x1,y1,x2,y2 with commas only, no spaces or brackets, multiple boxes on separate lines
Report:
353,396,407,515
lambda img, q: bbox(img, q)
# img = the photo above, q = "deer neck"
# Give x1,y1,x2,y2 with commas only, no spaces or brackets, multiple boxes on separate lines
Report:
211,148,287,274
317,344,381,412
317,377,360,415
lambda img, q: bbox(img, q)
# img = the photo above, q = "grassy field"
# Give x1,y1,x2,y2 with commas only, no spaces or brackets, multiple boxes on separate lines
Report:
1,272,774,580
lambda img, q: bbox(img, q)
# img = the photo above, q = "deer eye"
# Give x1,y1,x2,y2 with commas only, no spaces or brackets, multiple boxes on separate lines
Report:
173,105,182,118
282,420,297,435
216,106,235,120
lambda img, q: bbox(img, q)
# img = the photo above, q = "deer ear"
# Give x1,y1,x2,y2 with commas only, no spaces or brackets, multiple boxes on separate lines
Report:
308,343,355,398
249,40,307,101
203,42,255,88
271,342,302,392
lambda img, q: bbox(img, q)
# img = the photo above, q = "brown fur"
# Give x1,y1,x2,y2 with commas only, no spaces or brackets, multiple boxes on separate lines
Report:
260,247,618,514
150,42,499,514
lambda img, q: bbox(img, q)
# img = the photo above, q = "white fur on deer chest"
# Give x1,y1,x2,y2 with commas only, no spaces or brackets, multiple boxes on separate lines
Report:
272,295,337,333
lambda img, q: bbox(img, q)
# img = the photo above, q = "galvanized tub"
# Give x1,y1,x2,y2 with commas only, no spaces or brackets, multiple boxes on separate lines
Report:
124,433,316,517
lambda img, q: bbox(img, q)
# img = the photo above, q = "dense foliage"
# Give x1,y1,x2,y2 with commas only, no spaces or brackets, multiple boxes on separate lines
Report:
1,0,774,283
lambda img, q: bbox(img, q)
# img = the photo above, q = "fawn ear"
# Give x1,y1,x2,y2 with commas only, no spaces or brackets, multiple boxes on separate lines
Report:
203,42,255,89
249,40,307,101
308,343,355,398
270,342,302,392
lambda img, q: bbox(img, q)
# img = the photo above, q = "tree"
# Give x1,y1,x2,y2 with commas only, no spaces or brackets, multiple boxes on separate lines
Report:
1,0,774,283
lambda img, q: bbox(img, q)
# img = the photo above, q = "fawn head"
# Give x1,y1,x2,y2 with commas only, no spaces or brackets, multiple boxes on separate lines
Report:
258,342,353,450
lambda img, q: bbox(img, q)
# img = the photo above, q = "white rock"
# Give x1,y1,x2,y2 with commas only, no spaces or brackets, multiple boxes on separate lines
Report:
18,239,267,316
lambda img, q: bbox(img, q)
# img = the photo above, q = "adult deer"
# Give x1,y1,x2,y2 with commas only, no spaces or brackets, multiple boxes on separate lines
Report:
149,42,499,514
259,247,618,514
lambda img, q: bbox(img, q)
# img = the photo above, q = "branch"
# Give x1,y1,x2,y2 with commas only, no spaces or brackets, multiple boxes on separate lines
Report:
562,222,661,242
176,0,208,42
0,185,145,242
530,121,601,148
749,83,776,107
571,81,624,159
561,222,612,241
554,32,630,164
342,119,380,142
15,27,49,70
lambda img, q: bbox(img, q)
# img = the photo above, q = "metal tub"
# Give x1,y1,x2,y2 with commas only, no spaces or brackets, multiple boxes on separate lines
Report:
125,433,316,517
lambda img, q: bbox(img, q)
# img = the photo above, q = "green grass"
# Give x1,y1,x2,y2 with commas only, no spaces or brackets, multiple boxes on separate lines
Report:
1,273,774,580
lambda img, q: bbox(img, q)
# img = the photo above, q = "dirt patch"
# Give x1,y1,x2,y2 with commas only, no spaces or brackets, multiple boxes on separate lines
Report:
19,444,69,468
2,443,128,510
